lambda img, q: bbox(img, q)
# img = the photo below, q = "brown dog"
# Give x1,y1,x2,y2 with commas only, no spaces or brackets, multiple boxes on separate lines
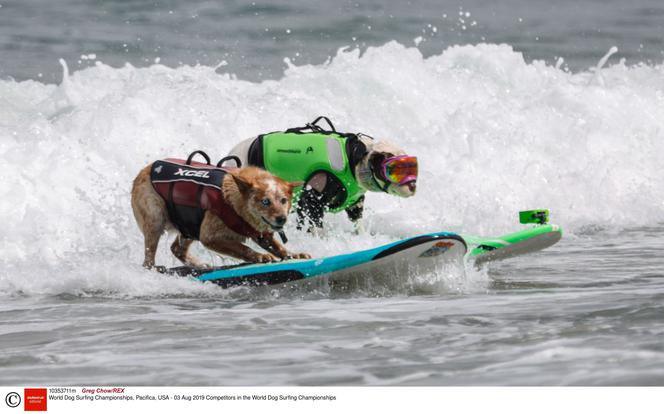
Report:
131,156,311,269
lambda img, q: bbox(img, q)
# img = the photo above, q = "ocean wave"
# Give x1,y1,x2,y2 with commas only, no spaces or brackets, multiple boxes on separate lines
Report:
1,41,662,296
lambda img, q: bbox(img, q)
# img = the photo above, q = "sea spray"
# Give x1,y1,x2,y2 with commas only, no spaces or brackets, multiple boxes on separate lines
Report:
590,46,619,86
1,41,663,297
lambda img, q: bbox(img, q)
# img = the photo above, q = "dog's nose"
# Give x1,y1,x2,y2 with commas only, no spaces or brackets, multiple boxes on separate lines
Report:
407,181,416,192
275,216,287,226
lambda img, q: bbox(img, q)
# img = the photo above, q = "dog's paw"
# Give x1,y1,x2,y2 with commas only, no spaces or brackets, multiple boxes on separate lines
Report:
253,253,278,263
289,252,312,260
352,221,366,235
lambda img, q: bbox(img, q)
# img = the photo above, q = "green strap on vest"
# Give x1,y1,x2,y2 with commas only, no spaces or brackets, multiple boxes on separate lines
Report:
260,131,366,212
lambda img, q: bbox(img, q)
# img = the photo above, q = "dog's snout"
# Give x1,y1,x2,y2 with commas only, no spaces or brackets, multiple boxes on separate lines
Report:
275,216,287,225
407,181,416,192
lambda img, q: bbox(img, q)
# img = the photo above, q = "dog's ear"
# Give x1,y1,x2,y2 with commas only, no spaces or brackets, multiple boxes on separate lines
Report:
230,173,253,194
369,152,388,171
370,152,393,162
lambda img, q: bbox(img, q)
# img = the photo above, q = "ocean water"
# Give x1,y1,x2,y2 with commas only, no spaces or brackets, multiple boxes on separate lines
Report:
1,1,664,385
2,0,664,83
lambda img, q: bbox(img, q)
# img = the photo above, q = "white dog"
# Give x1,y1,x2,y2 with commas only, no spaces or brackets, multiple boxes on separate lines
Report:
227,116,417,230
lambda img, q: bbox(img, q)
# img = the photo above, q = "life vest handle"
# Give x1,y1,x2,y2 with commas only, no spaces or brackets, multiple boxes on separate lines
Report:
310,116,336,132
286,116,337,134
217,155,242,168
186,150,211,165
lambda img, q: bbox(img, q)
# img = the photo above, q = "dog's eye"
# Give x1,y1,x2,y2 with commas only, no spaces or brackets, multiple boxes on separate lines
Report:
261,198,271,206
280,198,288,204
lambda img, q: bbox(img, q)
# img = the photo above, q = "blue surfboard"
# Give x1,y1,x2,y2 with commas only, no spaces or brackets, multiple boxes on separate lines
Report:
166,232,468,288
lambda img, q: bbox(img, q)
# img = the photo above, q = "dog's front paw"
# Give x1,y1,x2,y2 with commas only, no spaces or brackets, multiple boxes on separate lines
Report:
289,252,312,260
352,220,366,235
253,253,278,263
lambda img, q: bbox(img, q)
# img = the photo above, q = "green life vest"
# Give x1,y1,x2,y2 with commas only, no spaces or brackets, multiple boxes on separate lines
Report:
258,131,366,213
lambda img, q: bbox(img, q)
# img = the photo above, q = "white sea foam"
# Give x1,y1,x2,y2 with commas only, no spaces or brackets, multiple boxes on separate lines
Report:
1,41,663,296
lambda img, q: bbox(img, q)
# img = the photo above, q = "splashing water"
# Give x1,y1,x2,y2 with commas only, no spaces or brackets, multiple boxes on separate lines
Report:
1,41,663,298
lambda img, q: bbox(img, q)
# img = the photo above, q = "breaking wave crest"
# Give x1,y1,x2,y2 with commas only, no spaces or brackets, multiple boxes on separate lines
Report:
1,41,663,297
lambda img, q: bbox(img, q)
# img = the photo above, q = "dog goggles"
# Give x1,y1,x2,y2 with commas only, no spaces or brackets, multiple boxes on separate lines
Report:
381,155,418,185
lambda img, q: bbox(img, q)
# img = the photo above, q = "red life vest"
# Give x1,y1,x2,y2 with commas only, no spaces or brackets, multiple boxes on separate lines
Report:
150,158,271,242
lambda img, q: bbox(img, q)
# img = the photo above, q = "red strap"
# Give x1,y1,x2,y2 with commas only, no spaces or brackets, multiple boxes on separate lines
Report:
214,194,273,243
